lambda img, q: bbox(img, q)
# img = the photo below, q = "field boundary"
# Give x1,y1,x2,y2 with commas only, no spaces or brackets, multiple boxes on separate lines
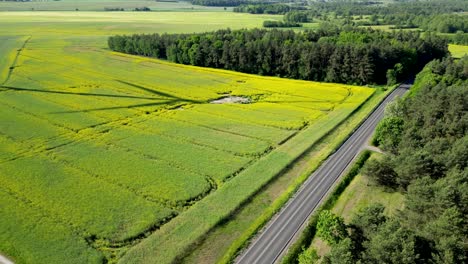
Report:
1,35,30,86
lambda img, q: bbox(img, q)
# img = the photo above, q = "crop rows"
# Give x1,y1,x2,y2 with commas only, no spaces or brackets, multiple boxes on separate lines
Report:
53,141,213,205
191,104,311,130
162,109,296,143
0,156,175,241
0,187,104,264
130,116,272,156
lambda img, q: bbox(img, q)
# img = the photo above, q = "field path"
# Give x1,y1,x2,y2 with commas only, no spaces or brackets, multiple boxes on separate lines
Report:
236,84,410,264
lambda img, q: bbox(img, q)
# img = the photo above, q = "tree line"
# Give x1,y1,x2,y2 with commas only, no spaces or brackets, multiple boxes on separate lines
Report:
357,13,467,34
103,6,151,11
234,1,467,33
233,3,305,14
232,1,466,18
301,57,468,263
189,0,247,7
303,1,466,18
189,0,298,7
263,20,301,28
449,31,468,45
108,27,447,85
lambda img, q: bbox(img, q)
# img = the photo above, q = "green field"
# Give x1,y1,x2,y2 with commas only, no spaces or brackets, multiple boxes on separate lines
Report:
0,11,374,264
449,44,468,59
0,0,227,12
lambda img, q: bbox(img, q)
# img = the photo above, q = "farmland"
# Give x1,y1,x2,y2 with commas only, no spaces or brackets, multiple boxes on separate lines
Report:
0,0,227,12
0,11,374,264
449,44,468,59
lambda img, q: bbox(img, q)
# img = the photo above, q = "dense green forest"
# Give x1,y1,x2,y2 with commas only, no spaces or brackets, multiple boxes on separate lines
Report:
304,57,468,263
108,28,447,85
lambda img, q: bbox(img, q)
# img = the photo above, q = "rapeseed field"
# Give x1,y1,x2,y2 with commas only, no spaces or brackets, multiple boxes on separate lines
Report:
449,44,468,59
0,12,374,263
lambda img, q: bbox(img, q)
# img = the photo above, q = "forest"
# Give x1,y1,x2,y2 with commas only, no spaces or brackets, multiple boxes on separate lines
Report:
108,27,447,85
232,1,467,34
306,57,468,263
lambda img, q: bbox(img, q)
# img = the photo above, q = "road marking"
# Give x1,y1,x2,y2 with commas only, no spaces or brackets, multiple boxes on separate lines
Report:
0,254,14,264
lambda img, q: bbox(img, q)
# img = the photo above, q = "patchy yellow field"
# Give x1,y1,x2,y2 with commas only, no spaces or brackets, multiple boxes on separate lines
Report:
449,44,468,58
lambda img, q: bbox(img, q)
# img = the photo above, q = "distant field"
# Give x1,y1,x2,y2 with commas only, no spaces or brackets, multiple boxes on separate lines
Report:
0,0,227,11
449,44,468,59
0,11,374,264
0,11,281,36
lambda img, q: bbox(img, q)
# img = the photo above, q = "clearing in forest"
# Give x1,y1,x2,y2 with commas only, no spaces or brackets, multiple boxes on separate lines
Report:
449,44,468,59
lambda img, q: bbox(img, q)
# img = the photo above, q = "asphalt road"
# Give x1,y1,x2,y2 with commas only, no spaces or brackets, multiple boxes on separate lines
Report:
236,84,409,264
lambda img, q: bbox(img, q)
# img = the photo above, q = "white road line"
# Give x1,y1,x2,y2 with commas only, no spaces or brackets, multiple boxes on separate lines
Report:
0,254,14,264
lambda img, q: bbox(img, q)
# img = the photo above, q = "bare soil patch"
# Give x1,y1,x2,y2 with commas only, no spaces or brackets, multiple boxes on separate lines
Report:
210,96,251,104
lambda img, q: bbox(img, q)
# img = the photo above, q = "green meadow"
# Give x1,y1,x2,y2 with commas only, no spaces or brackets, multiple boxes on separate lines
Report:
0,0,227,11
0,11,374,264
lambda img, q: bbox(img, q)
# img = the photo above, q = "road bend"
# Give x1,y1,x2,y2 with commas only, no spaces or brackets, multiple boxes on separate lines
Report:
236,84,409,264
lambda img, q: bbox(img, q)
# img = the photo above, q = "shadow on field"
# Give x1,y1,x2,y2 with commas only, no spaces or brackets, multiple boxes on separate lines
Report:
1,85,164,101
116,80,200,104
55,101,179,113
1,80,203,113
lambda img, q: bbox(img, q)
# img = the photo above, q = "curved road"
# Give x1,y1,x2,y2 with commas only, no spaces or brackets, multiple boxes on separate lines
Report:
236,84,409,264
